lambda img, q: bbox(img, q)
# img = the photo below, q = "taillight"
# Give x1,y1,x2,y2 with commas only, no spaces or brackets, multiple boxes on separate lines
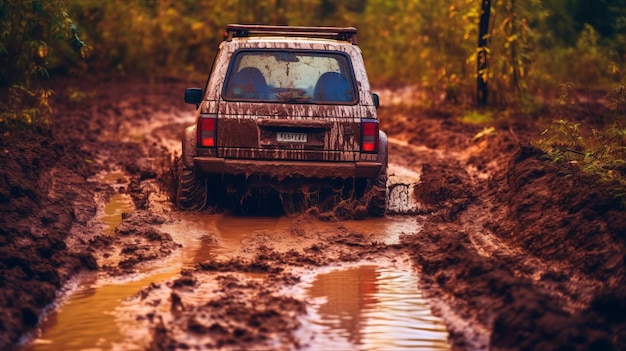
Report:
361,119,379,153
197,114,217,147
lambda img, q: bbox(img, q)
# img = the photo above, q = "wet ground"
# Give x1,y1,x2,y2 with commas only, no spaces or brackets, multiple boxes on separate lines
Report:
25,212,448,350
1,77,625,350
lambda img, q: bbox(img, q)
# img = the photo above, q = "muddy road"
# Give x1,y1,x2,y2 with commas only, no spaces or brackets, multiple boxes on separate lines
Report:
1,77,625,350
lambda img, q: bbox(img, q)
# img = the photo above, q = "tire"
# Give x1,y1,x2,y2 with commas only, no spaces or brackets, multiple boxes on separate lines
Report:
175,157,207,210
366,166,387,217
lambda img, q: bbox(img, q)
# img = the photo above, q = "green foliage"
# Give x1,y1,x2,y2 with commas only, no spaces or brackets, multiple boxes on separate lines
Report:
473,126,496,140
64,85,93,105
65,0,233,77
461,110,494,124
477,0,546,106
58,0,626,107
0,0,86,87
0,85,53,134
358,0,479,97
535,83,626,204
3,0,626,112
536,25,623,93
0,0,86,134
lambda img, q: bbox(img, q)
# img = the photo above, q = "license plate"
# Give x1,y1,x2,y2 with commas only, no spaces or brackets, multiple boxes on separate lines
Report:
276,132,307,143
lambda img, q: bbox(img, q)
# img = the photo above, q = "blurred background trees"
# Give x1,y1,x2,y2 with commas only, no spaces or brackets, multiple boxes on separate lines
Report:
2,0,625,110
67,0,626,103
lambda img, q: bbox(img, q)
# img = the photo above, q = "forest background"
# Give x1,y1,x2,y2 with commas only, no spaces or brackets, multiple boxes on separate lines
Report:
1,0,626,199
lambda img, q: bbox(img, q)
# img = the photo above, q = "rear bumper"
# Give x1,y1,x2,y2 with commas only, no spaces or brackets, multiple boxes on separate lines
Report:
193,156,382,180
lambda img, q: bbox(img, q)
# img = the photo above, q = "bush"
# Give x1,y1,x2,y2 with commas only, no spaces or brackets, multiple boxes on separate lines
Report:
535,84,626,205
0,0,86,134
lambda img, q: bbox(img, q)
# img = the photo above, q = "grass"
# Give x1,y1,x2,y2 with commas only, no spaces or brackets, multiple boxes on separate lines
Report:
534,84,626,206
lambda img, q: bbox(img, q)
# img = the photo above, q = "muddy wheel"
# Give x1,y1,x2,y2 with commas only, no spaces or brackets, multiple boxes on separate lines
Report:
366,166,388,217
175,158,207,210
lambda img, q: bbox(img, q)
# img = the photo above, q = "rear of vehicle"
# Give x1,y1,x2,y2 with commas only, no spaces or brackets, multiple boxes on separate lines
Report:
178,25,387,216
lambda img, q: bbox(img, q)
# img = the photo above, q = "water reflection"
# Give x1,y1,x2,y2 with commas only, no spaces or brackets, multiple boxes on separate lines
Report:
98,171,133,235
101,193,133,235
25,272,176,351
305,263,450,350
309,266,380,345
22,209,429,351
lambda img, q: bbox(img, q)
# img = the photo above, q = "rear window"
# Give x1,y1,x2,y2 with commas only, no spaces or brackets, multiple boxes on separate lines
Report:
222,50,357,104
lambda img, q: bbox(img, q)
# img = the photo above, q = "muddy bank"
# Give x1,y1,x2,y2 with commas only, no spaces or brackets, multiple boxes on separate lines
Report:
0,77,187,349
485,145,626,350
403,118,626,350
489,146,625,285
0,129,98,349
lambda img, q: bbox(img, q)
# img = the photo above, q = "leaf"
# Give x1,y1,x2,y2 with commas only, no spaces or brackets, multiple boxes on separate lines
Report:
474,126,496,140
38,44,48,58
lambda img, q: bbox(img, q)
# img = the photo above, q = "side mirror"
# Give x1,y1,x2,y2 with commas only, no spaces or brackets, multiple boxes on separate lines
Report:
372,93,380,109
184,88,203,104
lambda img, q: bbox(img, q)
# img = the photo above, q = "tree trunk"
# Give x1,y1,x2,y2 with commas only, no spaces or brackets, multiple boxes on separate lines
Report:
477,0,491,107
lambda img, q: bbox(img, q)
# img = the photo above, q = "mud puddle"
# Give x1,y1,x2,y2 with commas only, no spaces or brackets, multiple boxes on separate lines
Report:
294,259,450,350
22,178,428,351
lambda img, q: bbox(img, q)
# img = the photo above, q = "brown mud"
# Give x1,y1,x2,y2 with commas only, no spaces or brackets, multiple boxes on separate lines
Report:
1,77,625,350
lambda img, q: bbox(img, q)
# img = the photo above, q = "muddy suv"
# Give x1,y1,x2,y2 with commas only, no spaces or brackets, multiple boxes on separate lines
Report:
178,24,387,216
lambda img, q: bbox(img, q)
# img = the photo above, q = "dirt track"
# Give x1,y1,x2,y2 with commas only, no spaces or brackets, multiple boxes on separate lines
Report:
1,77,625,350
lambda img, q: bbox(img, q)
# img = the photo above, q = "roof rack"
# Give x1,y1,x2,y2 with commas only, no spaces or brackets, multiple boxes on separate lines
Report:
225,24,358,44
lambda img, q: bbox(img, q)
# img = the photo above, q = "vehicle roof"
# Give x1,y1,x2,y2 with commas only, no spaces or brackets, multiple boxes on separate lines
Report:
227,36,357,48
224,24,358,46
